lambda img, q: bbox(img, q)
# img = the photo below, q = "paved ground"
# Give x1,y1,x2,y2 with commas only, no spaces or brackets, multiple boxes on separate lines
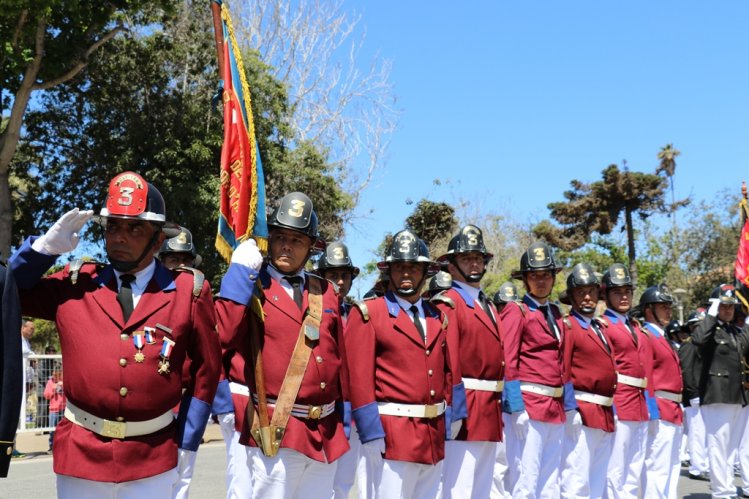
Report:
1,426,739,497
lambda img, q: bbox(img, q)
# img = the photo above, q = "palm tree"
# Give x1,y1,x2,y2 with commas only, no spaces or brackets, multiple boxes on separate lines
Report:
656,143,680,221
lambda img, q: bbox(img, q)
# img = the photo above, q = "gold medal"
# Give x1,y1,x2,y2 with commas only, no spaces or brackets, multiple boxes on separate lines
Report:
134,351,145,363
158,360,170,375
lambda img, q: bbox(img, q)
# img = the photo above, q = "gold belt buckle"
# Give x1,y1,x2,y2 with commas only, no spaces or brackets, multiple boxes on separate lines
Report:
423,404,438,418
100,419,127,439
307,405,323,419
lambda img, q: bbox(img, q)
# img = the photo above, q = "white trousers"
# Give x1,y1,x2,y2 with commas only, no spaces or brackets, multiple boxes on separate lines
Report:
248,447,337,499
376,458,443,499
702,403,743,498
218,414,252,499
737,405,749,495
491,439,510,499
57,468,178,499
504,416,563,499
332,423,361,499
605,419,647,499
643,420,682,499
173,449,198,499
443,440,499,499
561,425,614,499
684,405,709,475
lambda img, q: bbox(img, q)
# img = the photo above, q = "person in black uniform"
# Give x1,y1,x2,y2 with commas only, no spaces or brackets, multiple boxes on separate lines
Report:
691,284,749,498
679,311,709,480
0,259,23,476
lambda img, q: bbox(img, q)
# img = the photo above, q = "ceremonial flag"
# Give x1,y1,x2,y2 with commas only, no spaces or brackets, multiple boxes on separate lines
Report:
736,182,749,310
213,0,268,263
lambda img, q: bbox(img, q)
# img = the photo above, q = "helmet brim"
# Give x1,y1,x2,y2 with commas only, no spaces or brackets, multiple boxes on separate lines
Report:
93,214,181,238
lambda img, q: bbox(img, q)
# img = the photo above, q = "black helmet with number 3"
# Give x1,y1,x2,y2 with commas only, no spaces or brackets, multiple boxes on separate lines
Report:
566,263,600,292
438,225,493,283
639,284,674,307
601,263,633,291
493,281,519,306
159,227,202,268
316,241,360,277
511,241,562,279
267,192,320,242
378,229,439,276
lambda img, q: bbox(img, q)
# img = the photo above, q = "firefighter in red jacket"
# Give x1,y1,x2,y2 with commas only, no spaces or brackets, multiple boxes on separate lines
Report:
345,229,466,498
215,191,350,499
502,241,572,499
639,285,684,499
433,225,506,498
559,263,617,498
599,263,656,499
9,172,221,497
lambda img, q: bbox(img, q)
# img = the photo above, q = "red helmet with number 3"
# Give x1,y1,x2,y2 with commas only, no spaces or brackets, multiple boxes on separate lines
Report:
94,172,180,237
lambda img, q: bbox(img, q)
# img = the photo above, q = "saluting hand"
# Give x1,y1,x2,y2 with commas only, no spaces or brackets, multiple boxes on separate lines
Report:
32,208,93,255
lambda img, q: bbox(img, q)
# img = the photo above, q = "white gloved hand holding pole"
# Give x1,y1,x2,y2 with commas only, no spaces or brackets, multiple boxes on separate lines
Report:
231,238,264,270
707,298,720,318
32,208,93,255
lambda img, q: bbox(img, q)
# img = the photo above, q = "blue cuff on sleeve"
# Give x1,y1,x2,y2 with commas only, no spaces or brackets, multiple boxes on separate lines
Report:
9,236,58,289
176,395,212,451
211,380,234,415
502,380,525,414
445,406,453,440
336,401,352,439
219,263,258,305
352,401,385,443
452,382,468,420
563,381,578,411
646,393,661,420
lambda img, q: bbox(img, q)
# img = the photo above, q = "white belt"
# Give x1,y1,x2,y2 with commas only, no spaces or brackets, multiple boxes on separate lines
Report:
520,382,563,398
377,400,447,419
616,373,648,388
462,378,504,392
229,382,250,397
655,390,682,403
574,390,614,407
251,394,336,420
64,401,174,439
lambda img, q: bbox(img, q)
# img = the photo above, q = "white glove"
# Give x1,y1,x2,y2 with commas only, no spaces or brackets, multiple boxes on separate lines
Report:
689,397,700,407
648,419,659,439
32,208,93,255
217,412,236,432
707,298,720,317
231,238,263,270
450,419,463,439
565,410,582,441
176,448,197,479
511,411,530,441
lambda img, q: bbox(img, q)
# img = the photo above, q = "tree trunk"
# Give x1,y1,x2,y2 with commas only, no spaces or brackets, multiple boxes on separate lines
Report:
625,205,638,287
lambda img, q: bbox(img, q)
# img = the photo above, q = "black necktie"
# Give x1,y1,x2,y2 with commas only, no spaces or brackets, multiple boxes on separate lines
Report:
117,274,136,323
410,305,426,343
478,291,497,328
540,304,560,340
624,319,638,346
285,276,304,310
590,320,611,353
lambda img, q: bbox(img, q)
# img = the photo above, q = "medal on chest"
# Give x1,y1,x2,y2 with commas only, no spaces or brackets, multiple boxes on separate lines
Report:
144,326,156,344
132,331,146,363
158,338,175,375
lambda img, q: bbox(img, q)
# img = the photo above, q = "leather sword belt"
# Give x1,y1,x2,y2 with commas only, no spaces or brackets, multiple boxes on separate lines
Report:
229,382,250,396
654,390,682,403
520,381,563,398
251,394,336,420
462,377,504,392
616,373,648,388
377,400,447,418
574,390,614,407
64,401,174,439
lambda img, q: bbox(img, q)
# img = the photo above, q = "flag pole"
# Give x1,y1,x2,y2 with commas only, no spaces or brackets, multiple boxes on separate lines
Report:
211,2,225,78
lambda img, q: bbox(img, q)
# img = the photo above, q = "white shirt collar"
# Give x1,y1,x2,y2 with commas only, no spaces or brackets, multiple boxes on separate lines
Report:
114,259,155,292
394,294,423,317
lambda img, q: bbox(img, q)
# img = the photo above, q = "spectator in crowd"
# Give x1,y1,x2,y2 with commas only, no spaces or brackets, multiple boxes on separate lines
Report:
43,364,65,452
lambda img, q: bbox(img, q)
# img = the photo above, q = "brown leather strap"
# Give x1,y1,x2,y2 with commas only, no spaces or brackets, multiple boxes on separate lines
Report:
250,276,323,457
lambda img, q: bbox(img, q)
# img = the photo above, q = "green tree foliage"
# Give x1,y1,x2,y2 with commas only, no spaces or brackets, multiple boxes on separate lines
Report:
404,199,457,249
12,1,350,285
534,163,683,285
1,0,178,259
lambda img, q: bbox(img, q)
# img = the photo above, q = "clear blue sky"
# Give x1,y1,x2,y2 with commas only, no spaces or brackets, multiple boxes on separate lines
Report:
337,1,749,298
